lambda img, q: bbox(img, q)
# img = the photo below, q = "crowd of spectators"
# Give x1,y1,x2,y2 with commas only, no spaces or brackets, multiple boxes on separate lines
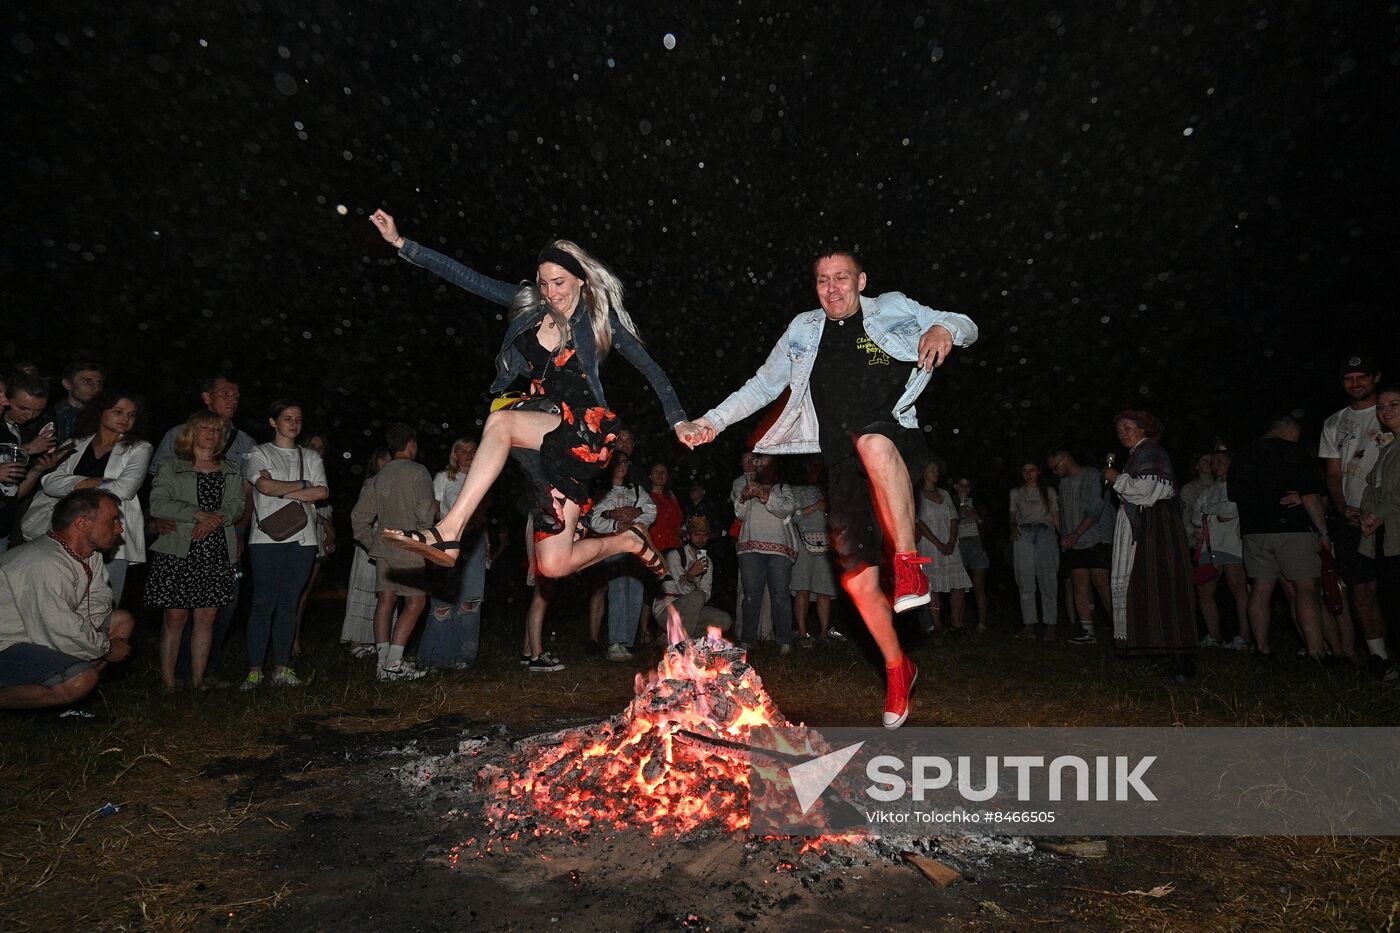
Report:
2,350,1397,711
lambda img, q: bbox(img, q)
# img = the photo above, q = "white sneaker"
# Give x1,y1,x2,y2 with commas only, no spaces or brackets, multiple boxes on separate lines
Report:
1199,635,1221,649
605,643,632,663
1068,631,1097,645
778,642,793,655
238,672,263,692
377,660,427,682
1226,635,1251,651
271,668,303,686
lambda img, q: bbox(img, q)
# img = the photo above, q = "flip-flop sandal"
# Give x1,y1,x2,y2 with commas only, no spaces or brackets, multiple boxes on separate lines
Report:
621,523,667,578
383,527,461,567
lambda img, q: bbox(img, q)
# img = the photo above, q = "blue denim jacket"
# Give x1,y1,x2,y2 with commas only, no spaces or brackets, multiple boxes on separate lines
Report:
701,292,978,454
398,239,688,427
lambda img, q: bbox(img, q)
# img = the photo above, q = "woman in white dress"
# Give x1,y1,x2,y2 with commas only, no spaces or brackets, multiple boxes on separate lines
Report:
915,458,971,632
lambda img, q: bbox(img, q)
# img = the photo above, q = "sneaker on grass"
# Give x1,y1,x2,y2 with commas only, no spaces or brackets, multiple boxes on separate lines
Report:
1067,631,1097,645
272,668,303,687
1199,634,1221,649
1226,635,1252,652
528,654,566,672
378,660,427,682
606,643,632,662
238,672,263,692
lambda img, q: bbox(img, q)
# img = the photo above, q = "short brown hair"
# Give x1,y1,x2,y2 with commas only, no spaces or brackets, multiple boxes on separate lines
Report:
52,489,120,531
1115,409,1164,439
174,410,228,461
811,248,864,278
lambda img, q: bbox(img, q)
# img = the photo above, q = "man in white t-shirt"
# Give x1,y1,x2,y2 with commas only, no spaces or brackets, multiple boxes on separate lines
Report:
1318,352,1392,679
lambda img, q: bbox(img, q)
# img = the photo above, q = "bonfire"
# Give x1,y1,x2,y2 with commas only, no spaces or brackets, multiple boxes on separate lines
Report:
479,621,827,839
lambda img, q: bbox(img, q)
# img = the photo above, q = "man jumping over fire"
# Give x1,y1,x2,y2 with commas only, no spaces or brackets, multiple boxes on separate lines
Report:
678,249,977,728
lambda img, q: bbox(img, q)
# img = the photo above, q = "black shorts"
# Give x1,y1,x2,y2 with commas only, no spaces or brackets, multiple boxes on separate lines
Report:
1329,519,1377,586
1062,542,1111,572
821,422,927,576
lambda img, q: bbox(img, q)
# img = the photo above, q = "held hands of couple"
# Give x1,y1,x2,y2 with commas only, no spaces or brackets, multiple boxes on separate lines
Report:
674,418,716,450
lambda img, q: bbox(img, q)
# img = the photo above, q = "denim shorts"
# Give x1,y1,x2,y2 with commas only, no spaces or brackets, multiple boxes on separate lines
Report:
0,643,93,689
958,535,990,571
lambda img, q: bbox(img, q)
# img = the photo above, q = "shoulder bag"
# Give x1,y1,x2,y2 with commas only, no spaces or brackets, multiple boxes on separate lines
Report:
256,449,309,541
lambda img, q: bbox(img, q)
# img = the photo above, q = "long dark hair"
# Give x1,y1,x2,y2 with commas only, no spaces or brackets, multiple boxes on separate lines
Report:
1021,461,1051,513
72,390,145,447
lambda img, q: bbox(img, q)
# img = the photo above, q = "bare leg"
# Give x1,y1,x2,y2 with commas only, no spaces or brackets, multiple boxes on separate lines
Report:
970,568,989,627
372,591,397,645
842,565,902,664
1249,578,1276,654
1090,568,1112,619
1326,599,1355,659
1292,579,1326,658
816,594,832,636
794,590,812,637
0,668,98,710
1353,582,1386,652
407,409,561,542
525,579,554,657
1072,569,1096,623
854,434,916,553
160,608,190,690
189,607,217,687
1223,564,1252,645
1197,577,1222,641
533,499,654,579
390,595,427,648
950,587,965,629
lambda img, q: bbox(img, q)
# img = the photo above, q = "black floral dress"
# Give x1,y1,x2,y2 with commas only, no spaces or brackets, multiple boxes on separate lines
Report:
508,322,621,539
145,471,237,609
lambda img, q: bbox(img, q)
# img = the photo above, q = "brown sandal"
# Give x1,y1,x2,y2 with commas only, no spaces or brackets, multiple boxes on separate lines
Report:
620,523,667,579
382,527,461,568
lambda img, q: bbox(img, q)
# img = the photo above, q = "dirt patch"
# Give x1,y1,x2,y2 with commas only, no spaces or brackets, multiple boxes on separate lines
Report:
185,712,1200,932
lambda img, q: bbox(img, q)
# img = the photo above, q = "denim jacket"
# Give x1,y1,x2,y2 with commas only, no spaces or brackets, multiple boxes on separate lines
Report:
398,239,688,427
701,292,978,454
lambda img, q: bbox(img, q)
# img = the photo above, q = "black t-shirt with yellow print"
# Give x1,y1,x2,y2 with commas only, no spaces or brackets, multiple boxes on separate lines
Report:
808,310,909,451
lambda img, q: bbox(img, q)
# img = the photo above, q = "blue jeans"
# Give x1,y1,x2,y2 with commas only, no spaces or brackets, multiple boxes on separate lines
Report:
1013,524,1060,626
739,552,795,644
420,532,486,669
246,543,317,669
600,553,645,646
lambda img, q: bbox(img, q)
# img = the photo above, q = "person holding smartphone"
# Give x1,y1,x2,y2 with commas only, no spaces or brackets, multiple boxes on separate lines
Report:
654,515,733,640
1,373,67,554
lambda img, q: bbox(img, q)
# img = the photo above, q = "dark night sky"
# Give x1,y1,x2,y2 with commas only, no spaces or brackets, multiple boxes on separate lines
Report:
4,1,1396,510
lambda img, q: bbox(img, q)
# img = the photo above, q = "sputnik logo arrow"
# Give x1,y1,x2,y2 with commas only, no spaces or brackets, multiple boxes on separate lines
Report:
788,742,865,815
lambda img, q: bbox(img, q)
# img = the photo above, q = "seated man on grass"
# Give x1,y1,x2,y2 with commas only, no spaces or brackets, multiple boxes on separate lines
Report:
0,490,134,710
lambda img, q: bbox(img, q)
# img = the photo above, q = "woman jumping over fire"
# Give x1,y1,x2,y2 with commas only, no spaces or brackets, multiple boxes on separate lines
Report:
369,209,691,580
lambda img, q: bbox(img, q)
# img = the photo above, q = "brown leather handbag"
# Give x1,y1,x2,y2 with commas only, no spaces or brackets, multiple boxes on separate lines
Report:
255,449,309,541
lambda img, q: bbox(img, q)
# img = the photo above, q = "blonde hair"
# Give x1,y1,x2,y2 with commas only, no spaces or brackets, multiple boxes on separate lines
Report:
174,410,228,461
446,437,476,480
510,239,641,359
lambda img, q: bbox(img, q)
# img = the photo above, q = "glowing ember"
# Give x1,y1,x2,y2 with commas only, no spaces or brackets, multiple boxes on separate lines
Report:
481,633,799,838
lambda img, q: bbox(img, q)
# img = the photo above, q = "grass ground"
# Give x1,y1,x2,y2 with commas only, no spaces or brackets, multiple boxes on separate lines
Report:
1,578,1397,931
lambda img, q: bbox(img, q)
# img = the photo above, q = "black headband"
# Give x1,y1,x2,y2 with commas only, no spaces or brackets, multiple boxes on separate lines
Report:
537,246,588,282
